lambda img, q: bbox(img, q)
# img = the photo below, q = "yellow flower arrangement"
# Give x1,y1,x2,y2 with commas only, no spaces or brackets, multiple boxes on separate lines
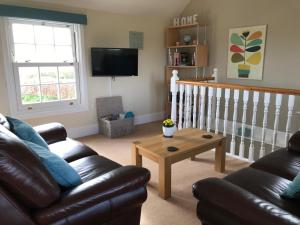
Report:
162,119,174,127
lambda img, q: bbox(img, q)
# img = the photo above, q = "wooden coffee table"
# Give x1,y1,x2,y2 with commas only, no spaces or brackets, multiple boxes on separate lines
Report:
132,128,226,199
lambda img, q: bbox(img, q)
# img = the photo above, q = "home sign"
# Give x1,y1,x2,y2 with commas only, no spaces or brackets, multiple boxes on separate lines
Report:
173,14,198,27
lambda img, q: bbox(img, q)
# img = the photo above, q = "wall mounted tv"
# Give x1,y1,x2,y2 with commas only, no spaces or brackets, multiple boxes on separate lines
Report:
91,48,138,76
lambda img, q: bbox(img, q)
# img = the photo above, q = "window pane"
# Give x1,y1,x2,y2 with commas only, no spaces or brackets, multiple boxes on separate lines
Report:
12,23,34,44
60,83,76,100
34,25,54,45
15,44,35,62
56,46,73,62
40,67,58,84
58,66,76,83
54,27,72,45
21,85,41,104
19,67,39,85
36,45,55,62
41,84,59,102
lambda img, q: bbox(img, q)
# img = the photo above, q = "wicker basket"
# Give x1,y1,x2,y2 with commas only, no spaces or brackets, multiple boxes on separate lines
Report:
96,96,135,138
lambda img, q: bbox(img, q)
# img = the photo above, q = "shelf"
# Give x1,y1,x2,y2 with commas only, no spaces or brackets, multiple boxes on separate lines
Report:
167,23,206,30
167,44,198,49
167,66,199,69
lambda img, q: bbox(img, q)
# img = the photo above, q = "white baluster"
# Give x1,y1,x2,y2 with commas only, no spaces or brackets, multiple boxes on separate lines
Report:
259,93,271,158
170,70,179,125
272,94,283,151
215,88,222,134
192,85,199,128
223,89,231,136
285,95,295,145
248,91,260,162
198,86,206,130
230,90,240,155
207,87,214,132
178,84,185,130
185,85,193,128
239,90,249,158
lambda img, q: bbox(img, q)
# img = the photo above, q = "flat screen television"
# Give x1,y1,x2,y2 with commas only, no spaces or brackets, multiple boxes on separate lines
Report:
91,48,138,76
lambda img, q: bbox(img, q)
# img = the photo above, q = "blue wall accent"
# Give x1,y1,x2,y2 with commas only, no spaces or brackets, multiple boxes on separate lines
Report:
0,4,87,25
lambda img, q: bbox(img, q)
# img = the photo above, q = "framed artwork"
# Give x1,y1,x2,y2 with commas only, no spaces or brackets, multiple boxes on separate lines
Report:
227,25,267,80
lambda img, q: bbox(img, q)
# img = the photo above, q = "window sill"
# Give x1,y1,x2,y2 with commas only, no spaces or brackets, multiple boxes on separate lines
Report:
11,104,89,120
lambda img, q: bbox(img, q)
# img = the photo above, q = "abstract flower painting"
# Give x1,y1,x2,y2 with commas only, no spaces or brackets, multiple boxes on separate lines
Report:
227,25,267,80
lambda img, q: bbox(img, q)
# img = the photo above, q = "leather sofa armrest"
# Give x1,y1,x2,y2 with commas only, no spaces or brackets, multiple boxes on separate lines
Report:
34,166,150,225
288,131,300,153
193,178,300,225
34,123,67,145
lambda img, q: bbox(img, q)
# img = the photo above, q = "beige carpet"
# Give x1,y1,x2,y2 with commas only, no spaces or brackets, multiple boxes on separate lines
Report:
79,121,249,225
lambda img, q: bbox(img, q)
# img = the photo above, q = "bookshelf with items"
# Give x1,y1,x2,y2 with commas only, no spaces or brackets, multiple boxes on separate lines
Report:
165,22,209,117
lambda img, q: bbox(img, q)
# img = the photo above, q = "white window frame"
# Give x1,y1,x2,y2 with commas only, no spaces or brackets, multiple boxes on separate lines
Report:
0,17,88,119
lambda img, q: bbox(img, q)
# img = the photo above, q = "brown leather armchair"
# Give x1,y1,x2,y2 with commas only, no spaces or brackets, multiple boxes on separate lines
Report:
0,115,150,225
193,131,300,225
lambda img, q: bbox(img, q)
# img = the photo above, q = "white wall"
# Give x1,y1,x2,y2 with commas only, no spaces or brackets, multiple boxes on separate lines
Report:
0,0,170,133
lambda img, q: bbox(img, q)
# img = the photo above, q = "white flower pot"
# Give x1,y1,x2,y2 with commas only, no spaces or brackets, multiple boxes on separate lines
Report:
162,126,176,138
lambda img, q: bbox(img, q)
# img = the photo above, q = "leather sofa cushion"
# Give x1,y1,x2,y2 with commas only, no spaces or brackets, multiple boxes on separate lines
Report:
251,149,300,180
289,131,300,153
0,130,60,208
34,123,67,145
49,138,97,163
70,155,121,182
0,114,10,130
225,167,300,217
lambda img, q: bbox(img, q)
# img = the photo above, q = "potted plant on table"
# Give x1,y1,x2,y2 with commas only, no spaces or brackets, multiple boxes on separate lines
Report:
162,119,176,138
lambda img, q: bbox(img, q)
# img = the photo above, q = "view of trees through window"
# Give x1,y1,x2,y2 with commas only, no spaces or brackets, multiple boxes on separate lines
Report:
11,21,78,105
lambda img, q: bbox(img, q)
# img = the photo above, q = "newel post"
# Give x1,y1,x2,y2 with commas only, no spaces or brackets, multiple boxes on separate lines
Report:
170,70,179,125
212,68,218,82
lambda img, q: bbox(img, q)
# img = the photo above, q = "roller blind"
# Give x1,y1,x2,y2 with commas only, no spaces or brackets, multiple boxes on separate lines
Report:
0,4,87,25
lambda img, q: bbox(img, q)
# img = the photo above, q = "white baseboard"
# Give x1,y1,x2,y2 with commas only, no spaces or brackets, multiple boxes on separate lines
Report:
67,111,164,139
134,111,164,125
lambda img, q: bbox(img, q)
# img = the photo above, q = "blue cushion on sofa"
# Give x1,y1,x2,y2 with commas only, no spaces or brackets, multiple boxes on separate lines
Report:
281,172,300,199
24,140,82,188
7,117,49,149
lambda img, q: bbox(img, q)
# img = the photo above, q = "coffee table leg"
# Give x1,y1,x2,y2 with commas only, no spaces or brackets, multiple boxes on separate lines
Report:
132,143,142,167
159,158,171,199
215,139,226,172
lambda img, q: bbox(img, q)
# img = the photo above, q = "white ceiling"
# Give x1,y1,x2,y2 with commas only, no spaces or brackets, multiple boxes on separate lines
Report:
27,0,191,16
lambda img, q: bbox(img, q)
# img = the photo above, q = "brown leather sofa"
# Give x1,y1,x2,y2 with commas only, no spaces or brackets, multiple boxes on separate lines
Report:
0,115,150,225
193,131,300,225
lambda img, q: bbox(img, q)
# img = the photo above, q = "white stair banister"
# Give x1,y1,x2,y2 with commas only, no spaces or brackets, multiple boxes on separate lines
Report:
271,94,283,151
248,91,260,161
170,70,179,124
207,87,214,132
223,88,231,136
285,95,296,145
239,90,249,158
178,84,185,130
259,93,271,158
185,85,193,128
192,85,199,128
230,89,240,155
212,68,218,82
198,86,206,130
215,88,222,134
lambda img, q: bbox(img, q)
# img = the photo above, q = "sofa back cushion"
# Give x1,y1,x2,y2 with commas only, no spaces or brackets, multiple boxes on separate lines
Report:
0,127,60,208
289,131,300,153
0,114,10,130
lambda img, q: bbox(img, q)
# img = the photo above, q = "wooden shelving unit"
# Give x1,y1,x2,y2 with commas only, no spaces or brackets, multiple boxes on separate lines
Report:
164,22,209,117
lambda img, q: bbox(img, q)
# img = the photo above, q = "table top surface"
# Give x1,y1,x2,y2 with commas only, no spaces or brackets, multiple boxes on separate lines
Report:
134,128,225,159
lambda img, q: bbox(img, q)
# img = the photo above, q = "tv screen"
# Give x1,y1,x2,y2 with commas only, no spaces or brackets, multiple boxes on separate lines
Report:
91,48,138,76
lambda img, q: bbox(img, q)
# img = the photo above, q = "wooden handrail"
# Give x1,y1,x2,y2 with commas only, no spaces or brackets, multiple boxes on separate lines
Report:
176,80,300,96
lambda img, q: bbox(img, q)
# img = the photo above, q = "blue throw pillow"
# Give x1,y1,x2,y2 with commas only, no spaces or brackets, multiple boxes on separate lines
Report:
24,140,82,188
6,117,49,149
281,172,300,199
